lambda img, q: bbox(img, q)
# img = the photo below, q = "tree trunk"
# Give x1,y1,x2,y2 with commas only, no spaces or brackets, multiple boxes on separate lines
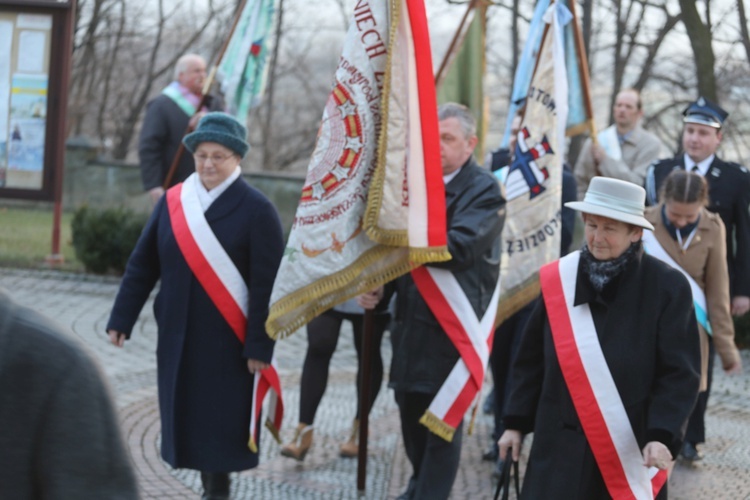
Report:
511,0,520,78
678,0,717,101
738,0,750,66
581,0,593,56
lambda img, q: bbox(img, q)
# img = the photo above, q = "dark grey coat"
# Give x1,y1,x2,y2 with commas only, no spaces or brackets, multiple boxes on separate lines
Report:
504,250,701,499
388,158,506,394
138,93,223,191
0,289,138,499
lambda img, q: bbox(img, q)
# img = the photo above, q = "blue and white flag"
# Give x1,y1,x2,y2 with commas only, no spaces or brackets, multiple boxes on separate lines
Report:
497,2,571,322
499,0,590,149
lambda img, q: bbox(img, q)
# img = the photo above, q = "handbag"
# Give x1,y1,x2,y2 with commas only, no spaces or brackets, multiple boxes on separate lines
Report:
493,459,521,500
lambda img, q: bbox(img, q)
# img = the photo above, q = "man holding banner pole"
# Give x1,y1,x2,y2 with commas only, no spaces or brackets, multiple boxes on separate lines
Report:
361,103,506,500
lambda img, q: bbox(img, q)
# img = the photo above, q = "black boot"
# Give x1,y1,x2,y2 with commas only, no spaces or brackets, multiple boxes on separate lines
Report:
200,472,230,500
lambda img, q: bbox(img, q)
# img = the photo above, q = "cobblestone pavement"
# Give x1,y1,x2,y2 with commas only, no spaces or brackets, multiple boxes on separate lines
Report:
2,267,749,499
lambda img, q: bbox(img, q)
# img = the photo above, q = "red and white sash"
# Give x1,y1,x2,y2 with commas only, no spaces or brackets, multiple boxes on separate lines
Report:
411,266,501,442
167,176,283,453
539,252,667,499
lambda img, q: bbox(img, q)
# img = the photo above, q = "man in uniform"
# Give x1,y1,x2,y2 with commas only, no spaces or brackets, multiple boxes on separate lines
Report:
575,89,664,198
645,96,750,460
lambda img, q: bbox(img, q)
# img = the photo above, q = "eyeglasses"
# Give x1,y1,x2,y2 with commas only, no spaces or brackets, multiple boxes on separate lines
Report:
194,153,235,165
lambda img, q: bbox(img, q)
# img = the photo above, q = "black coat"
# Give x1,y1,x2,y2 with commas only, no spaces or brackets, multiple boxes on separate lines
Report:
107,177,284,472
388,158,506,394
0,289,138,499
504,250,701,499
139,93,223,191
646,155,750,297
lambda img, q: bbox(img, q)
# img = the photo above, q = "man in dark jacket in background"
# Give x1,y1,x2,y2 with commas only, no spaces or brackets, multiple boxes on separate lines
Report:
0,288,138,499
363,103,506,500
139,53,224,205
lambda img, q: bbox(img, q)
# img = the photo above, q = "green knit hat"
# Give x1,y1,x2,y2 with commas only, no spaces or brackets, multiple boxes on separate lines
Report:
183,112,250,158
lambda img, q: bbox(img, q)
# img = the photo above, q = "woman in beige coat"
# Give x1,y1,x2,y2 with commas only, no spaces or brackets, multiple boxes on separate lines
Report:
644,169,742,461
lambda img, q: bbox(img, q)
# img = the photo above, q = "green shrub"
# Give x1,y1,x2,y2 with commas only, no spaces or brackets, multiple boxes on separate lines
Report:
71,206,147,274
735,312,750,349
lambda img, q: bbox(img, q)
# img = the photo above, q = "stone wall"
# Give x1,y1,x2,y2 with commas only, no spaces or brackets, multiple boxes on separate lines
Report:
13,138,306,235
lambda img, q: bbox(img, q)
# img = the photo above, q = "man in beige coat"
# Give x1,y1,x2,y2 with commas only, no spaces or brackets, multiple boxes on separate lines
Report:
575,89,664,199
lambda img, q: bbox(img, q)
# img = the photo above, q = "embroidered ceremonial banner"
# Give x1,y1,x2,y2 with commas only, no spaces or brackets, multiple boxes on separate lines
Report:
167,176,283,452
266,0,449,339
496,3,571,324
540,252,668,500
642,230,712,335
217,0,276,122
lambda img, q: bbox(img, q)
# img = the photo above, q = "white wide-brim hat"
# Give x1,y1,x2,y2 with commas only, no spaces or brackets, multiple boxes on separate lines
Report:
565,177,654,231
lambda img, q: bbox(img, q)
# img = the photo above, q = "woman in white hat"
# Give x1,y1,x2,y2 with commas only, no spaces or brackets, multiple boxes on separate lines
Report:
498,177,701,499
643,170,742,462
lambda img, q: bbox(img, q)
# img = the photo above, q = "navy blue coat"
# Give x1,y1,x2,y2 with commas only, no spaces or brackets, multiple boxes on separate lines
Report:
107,177,284,472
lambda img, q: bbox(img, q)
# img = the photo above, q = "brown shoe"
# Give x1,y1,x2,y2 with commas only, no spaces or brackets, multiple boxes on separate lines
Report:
280,423,313,461
339,419,359,458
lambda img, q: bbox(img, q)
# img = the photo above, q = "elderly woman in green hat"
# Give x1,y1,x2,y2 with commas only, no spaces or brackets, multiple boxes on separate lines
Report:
107,113,285,499
498,177,701,499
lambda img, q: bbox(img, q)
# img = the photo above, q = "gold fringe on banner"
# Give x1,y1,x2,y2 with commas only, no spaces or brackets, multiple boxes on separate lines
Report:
267,245,412,339
363,0,403,247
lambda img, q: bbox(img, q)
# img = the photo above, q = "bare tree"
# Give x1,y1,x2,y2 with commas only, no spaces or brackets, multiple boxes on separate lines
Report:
68,0,231,159
678,0,717,100
737,0,750,66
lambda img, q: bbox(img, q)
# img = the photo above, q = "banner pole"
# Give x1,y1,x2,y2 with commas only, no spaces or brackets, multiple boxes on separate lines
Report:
357,308,375,493
162,0,250,189
434,0,478,86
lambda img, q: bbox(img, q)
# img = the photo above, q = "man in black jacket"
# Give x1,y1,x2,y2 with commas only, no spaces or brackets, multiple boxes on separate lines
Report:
0,289,138,499
371,103,506,499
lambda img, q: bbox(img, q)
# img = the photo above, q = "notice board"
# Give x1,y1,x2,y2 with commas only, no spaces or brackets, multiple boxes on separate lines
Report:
0,0,74,200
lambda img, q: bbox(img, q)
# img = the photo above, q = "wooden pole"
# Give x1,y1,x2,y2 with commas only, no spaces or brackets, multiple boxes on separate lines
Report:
568,0,596,142
356,308,375,493
162,0,251,189
434,0,478,86
47,2,77,265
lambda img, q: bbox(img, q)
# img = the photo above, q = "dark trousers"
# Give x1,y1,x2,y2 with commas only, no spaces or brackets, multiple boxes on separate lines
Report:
685,339,715,444
299,310,389,424
491,301,534,439
394,391,463,500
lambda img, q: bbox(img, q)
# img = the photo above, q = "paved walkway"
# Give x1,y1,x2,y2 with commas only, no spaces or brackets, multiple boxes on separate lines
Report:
1,267,749,499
